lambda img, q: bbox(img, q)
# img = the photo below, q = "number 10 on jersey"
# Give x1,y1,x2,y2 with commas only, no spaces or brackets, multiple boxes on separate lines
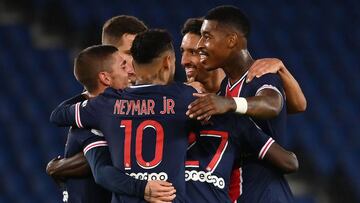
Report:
121,120,164,170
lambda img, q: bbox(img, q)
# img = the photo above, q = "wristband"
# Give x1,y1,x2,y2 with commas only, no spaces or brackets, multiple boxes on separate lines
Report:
233,97,248,114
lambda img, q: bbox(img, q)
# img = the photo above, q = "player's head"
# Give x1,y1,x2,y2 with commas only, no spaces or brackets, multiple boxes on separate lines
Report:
102,15,147,53
102,15,148,84
74,45,131,93
131,29,175,85
180,17,212,83
197,5,250,70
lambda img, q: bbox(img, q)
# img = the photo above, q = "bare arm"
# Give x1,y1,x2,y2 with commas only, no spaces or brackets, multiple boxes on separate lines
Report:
278,66,307,113
46,152,91,179
186,88,282,120
245,89,283,119
264,142,299,174
247,58,307,114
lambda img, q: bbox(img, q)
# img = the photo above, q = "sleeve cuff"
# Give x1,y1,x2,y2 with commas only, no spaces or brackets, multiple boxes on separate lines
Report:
258,138,275,160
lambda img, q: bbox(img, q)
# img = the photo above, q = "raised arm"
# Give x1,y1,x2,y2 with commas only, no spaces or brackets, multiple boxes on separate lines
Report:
50,94,98,129
247,58,307,113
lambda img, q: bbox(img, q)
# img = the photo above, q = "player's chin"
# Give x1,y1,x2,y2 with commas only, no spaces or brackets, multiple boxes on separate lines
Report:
200,59,216,71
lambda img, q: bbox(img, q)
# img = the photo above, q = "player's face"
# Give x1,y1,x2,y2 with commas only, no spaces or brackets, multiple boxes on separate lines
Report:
117,34,137,85
197,20,230,71
109,52,131,89
181,33,212,83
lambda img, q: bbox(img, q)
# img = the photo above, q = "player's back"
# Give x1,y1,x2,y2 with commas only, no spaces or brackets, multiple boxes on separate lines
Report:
64,128,111,203
75,82,197,203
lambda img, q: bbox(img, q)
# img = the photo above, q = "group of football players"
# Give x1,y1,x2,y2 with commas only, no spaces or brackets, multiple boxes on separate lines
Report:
47,5,306,203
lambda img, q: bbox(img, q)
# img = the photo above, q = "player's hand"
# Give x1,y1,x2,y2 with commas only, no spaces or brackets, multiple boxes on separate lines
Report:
46,156,66,187
46,156,62,176
186,93,236,120
186,81,206,93
246,58,285,83
144,180,176,203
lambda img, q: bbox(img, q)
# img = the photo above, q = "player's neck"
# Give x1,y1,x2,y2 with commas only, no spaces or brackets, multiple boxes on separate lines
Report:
224,49,254,84
203,69,226,93
89,88,104,98
135,73,168,86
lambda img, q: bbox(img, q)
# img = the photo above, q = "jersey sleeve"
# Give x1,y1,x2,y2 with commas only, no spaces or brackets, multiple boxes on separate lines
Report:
233,116,275,160
50,95,100,129
181,84,198,104
85,147,147,198
251,73,285,105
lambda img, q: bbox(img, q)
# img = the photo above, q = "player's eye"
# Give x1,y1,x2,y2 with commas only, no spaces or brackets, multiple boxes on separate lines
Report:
191,49,197,55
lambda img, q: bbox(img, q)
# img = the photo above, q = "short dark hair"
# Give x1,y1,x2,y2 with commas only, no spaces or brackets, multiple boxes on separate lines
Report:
181,17,203,36
205,5,250,38
102,15,147,43
131,29,174,64
74,45,118,92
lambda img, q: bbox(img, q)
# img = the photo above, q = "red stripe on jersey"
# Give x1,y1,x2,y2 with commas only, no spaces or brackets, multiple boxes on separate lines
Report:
225,72,248,98
229,167,242,202
188,132,197,145
185,161,200,167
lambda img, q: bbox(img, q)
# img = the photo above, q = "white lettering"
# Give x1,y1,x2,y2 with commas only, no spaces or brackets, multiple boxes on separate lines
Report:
185,170,225,189
128,172,168,181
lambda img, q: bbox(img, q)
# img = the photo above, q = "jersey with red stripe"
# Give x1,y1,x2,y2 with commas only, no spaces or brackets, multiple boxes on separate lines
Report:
220,73,295,203
50,82,197,203
64,128,111,203
185,113,274,203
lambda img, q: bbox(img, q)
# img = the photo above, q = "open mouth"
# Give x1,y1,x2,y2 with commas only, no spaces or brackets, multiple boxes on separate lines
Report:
185,66,196,77
198,50,209,63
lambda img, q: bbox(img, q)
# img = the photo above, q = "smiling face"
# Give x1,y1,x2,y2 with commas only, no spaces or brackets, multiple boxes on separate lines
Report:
197,20,233,71
180,33,211,83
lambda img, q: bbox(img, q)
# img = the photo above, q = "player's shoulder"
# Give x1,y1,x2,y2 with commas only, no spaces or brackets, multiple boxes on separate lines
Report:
69,128,94,141
248,73,281,85
172,81,197,92
101,87,122,98
69,127,105,144
169,82,197,98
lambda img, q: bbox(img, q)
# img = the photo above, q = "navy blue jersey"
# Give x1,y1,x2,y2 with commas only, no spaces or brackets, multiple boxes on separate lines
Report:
185,113,274,203
60,94,111,203
51,82,197,203
219,72,294,202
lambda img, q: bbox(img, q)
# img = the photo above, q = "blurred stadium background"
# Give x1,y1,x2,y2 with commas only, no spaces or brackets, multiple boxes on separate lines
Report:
0,0,359,202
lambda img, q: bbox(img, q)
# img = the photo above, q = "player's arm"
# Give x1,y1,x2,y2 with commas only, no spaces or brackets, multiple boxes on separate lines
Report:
263,143,299,173
50,94,97,129
186,86,283,120
240,118,298,174
46,152,91,180
84,147,176,202
246,58,307,113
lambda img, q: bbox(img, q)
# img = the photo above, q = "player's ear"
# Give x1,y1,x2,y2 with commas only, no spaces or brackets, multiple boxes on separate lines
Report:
227,33,238,48
98,71,111,86
162,54,171,71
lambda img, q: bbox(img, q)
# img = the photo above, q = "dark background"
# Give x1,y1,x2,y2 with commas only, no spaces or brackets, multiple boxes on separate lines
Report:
0,0,359,202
